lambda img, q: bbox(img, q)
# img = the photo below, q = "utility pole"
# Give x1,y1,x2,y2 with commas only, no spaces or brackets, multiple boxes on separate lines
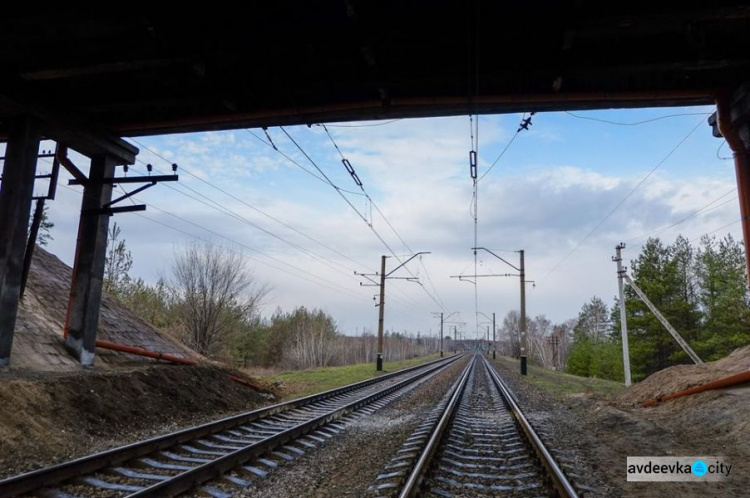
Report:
440,312,444,357
454,325,457,353
464,248,533,375
486,325,490,355
492,312,496,359
614,243,632,387
356,252,430,371
377,255,386,371
520,249,527,375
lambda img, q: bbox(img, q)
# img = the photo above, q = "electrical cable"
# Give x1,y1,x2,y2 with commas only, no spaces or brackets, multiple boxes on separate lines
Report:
564,110,712,126
539,115,706,283
127,137,374,274
626,188,738,244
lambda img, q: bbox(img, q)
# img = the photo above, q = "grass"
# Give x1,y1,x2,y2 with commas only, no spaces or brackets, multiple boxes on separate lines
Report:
494,355,626,399
263,354,442,400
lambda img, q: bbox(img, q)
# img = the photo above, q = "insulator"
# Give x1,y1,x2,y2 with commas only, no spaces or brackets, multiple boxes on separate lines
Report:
342,158,355,175
469,150,477,179
172,163,178,172
351,172,363,187
147,163,153,173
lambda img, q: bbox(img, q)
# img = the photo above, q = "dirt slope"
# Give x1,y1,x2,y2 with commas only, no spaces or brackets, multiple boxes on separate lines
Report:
0,364,271,478
10,246,196,370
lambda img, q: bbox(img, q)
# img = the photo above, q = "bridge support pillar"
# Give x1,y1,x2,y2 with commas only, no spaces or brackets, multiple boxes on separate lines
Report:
64,155,115,366
0,117,40,367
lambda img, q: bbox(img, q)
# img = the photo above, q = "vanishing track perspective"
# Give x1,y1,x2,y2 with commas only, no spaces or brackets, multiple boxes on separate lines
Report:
0,355,461,498
370,354,579,497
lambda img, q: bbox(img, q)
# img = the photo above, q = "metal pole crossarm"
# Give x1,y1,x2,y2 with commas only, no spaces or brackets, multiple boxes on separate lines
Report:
83,205,147,216
354,271,380,287
385,251,430,277
103,181,156,208
68,174,178,186
472,247,520,271
57,146,88,186
449,273,518,278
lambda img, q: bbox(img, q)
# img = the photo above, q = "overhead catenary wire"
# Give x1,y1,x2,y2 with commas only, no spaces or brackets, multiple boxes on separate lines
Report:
122,155,369,285
46,159,370,302
291,125,447,311
246,127,431,312
128,137,374,274
539,115,706,283
564,110,712,126
626,188,738,244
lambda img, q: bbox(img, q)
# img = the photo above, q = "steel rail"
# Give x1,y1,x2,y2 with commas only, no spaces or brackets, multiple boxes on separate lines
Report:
0,354,460,497
483,355,579,498
130,355,462,497
397,356,475,498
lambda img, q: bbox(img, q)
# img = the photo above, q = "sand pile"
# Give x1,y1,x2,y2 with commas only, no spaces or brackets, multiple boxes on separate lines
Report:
620,346,750,404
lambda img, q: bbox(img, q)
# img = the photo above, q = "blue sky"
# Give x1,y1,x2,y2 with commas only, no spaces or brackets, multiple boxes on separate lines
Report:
28,104,740,340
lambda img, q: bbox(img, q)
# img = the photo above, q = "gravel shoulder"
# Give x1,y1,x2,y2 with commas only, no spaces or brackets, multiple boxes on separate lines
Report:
237,356,470,497
490,356,750,498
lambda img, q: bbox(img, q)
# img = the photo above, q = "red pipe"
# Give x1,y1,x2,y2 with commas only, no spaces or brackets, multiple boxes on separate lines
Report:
716,90,750,282
641,370,750,407
94,339,197,365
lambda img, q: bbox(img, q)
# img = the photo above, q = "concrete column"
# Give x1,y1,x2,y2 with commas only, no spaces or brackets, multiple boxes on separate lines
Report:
0,117,40,367
64,155,115,366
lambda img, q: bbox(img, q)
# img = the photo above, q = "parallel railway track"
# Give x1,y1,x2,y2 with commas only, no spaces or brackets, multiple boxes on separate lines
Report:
370,354,579,497
0,355,462,497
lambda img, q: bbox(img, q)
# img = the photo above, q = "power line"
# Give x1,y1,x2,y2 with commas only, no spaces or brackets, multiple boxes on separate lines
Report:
127,137,374,274
318,124,448,311
322,119,402,128
539,115,706,283
564,110,712,126
55,176,369,302
626,188,737,244
244,128,433,312
706,219,742,236
244,129,366,197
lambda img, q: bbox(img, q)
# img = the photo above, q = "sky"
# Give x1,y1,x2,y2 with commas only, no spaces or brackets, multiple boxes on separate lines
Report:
26,104,741,340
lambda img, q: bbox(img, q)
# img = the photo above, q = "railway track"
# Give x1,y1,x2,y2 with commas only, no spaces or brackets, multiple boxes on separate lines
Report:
370,354,579,497
0,355,462,498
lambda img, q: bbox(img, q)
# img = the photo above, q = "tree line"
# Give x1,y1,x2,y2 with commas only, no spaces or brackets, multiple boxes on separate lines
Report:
103,226,437,370
495,233,750,382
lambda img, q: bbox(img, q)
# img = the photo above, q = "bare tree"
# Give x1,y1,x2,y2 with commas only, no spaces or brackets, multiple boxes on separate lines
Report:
103,222,133,295
171,243,268,357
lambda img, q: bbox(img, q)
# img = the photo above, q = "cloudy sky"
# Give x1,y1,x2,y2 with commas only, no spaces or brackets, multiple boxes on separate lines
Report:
31,104,740,340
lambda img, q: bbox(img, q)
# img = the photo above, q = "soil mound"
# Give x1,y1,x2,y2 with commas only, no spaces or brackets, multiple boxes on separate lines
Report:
619,346,750,404
0,364,271,477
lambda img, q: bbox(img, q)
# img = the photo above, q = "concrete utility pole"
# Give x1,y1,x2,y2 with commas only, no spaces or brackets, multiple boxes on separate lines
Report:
376,255,386,371
357,252,430,371
519,249,528,375
614,243,632,387
492,312,496,359
467,247,533,375
439,312,444,357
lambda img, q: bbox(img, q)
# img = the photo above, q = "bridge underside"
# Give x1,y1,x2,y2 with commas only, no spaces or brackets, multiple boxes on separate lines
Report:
1,3,750,366
1,3,750,137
